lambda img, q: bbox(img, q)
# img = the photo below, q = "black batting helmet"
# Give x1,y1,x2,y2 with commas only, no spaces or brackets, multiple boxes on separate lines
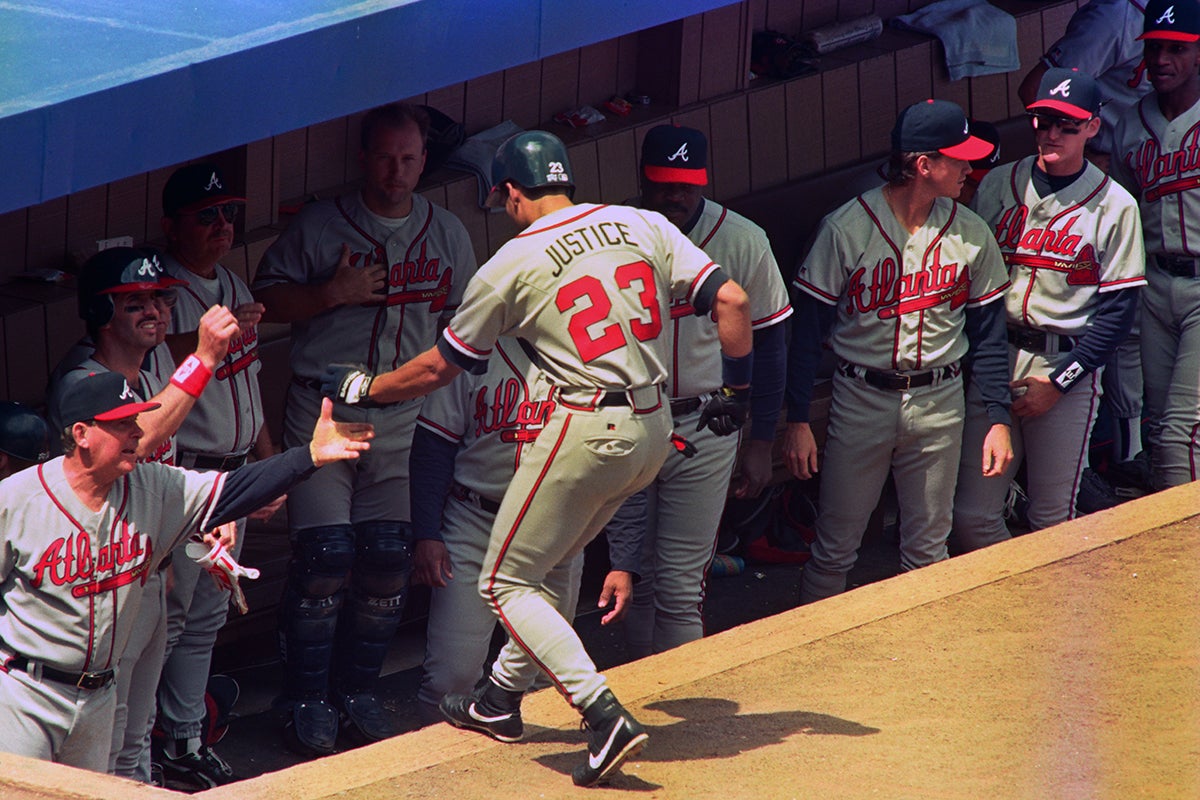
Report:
485,131,575,208
77,247,186,330
0,401,50,464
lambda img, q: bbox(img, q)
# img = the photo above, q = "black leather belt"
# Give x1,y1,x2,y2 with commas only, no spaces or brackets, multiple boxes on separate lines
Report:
1007,326,1074,354
1155,254,1200,278
451,482,501,514
179,451,249,471
1,651,115,690
840,361,960,391
670,397,702,416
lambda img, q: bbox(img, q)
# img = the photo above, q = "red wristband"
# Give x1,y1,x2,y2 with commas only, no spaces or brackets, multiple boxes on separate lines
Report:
171,354,212,398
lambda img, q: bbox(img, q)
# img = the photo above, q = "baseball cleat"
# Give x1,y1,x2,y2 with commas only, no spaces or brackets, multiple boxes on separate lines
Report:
160,742,237,788
572,690,649,787
439,680,524,743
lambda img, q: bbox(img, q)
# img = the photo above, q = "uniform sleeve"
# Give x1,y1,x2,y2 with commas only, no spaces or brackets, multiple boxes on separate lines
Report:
749,323,786,440
409,427,458,543
792,218,850,305
1043,0,1129,75
604,490,646,577
440,267,510,374
204,446,316,530
441,214,480,318
965,220,1011,306
1098,192,1147,290
1049,287,1139,392
658,218,723,310
964,301,1013,426
252,206,324,289
785,292,836,423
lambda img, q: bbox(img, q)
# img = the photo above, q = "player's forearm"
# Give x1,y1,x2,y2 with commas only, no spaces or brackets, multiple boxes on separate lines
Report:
964,301,1012,425
255,283,337,324
713,281,752,369
409,427,457,543
368,346,462,404
604,490,646,576
748,323,786,440
207,446,316,528
1050,287,1139,392
785,293,834,423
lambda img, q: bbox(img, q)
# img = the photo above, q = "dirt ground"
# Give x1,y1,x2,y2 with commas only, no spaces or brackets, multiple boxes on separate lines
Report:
6,494,1198,800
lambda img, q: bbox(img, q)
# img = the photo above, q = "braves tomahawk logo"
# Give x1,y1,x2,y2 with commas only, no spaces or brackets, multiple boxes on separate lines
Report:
30,520,153,597
845,245,968,319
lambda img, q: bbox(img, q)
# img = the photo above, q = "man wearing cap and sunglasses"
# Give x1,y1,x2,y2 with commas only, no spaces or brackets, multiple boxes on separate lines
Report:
153,162,281,787
785,98,1013,604
1111,0,1200,490
0,371,372,773
952,68,1146,551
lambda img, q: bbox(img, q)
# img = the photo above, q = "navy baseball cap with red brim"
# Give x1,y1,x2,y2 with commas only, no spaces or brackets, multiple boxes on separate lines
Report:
1139,0,1200,41
892,99,994,161
60,372,160,428
1026,68,1102,120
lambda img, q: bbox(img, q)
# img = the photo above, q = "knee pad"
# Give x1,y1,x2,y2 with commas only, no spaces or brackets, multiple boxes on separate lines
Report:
351,521,412,598
290,525,355,598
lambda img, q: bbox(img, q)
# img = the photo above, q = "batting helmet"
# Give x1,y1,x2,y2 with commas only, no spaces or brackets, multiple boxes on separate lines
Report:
0,401,51,464
77,246,186,329
485,131,575,208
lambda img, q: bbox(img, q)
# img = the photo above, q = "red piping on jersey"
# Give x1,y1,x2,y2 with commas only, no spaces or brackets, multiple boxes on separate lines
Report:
753,304,793,329
496,342,541,470
697,206,727,249
515,204,609,237
793,279,839,304
1101,275,1148,289
481,415,575,701
857,196,907,369
443,327,492,359
687,262,720,306
416,415,461,443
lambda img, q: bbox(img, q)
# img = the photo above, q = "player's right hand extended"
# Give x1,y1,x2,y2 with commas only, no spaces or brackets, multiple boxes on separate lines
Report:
309,397,373,466
196,305,240,367
783,422,819,481
321,363,378,406
325,243,387,307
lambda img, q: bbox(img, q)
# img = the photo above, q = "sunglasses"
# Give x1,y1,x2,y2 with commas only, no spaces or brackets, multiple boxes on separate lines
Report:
190,202,242,225
1027,112,1092,135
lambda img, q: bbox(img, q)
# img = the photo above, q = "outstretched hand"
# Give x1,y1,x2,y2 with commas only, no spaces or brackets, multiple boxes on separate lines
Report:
308,398,373,467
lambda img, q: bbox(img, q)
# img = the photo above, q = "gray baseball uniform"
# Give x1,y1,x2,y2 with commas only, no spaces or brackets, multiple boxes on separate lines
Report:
954,157,1146,548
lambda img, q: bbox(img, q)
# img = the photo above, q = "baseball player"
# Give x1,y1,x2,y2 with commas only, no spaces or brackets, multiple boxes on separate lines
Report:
155,162,277,787
603,125,792,659
785,99,1013,604
952,69,1146,550
1020,0,1154,473
410,338,591,724
322,130,753,786
0,402,49,479
1110,0,1200,490
0,368,371,772
253,102,477,755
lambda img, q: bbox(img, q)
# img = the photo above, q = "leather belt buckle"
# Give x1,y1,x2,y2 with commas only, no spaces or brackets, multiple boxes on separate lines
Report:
864,370,910,391
76,670,114,690
669,397,701,416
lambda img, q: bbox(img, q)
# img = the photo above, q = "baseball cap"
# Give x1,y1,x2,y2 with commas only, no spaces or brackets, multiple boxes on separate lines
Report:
891,99,995,161
1026,68,1103,120
162,163,245,217
967,120,1002,184
1140,0,1200,40
59,372,160,428
641,125,708,185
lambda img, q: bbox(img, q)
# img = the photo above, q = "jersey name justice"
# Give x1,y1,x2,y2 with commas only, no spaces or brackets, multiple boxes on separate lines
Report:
544,221,641,274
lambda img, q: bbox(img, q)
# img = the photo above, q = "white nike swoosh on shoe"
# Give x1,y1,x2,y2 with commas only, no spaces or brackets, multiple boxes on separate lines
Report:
468,702,514,724
589,718,627,770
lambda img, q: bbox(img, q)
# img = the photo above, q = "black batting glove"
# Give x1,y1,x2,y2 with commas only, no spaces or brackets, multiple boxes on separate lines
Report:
696,386,750,437
321,364,377,406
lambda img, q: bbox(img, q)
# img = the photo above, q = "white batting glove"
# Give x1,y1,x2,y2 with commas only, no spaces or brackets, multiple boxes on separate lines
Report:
185,539,260,615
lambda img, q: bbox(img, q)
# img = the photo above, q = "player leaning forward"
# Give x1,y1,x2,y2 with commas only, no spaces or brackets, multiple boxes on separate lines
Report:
785,99,1014,603
953,69,1145,549
0,373,372,771
323,131,752,786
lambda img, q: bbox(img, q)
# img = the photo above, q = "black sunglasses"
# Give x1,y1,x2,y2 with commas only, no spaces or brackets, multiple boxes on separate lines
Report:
191,202,242,225
1026,112,1092,135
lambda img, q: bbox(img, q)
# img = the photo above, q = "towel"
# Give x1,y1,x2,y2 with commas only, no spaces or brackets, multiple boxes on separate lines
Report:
444,120,525,210
892,0,1019,81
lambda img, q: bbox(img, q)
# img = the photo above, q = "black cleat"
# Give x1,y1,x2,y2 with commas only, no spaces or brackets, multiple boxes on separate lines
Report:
572,690,649,787
160,742,237,788
439,679,524,743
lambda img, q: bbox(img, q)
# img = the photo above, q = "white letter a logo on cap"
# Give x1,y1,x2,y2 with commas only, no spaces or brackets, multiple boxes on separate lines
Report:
1157,5,1177,24
1050,79,1071,97
668,143,689,162
205,172,223,191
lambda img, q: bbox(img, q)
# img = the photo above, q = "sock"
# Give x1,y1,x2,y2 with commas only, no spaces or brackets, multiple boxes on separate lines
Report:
1114,417,1143,463
168,736,203,759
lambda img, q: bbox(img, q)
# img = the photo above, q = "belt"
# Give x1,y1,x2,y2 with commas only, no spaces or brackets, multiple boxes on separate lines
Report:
669,397,702,417
839,361,961,391
553,385,664,413
1155,254,1200,278
1007,325,1074,354
450,482,501,514
1,649,115,690
178,451,249,471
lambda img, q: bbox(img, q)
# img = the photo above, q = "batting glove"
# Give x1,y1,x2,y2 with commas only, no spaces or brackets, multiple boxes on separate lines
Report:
696,386,750,437
322,364,377,406
185,539,260,615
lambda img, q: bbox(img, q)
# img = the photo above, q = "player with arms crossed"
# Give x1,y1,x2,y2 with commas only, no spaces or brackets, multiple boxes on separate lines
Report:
323,130,752,786
1110,0,1200,490
785,99,1013,603
953,69,1146,549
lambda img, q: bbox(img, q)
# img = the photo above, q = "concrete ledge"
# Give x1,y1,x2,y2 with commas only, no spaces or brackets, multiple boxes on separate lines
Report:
5,482,1197,799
